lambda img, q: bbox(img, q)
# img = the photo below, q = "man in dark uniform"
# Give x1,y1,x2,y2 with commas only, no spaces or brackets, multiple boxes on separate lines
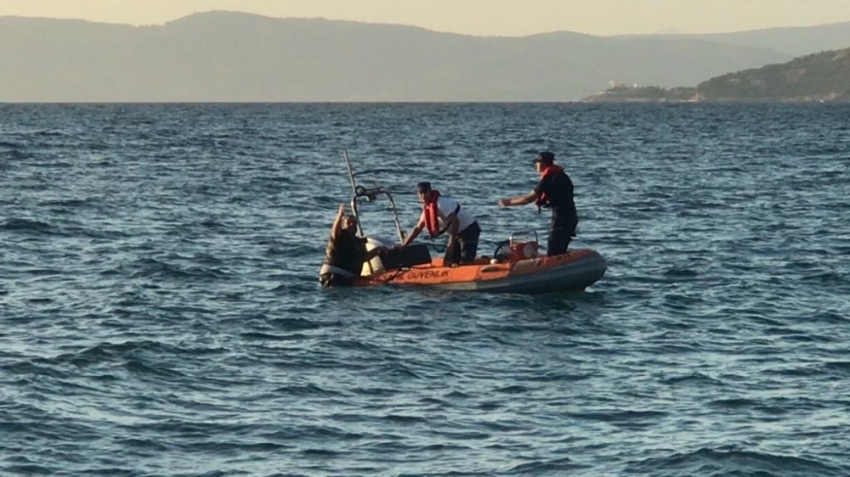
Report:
319,204,386,287
498,151,578,256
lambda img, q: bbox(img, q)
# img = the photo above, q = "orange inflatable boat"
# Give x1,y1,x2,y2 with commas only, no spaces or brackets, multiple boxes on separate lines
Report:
339,151,607,293
357,245,606,293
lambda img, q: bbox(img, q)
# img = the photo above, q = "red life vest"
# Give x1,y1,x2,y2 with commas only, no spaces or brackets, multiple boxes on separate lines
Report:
535,164,564,208
423,191,442,237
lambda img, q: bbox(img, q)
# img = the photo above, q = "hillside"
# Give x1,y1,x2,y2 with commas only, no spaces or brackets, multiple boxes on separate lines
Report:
584,46,850,103
697,48,850,102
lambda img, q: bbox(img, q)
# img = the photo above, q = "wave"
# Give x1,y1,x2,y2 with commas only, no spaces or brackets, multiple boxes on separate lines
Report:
49,340,226,368
123,257,233,281
1,217,129,240
626,446,847,477
507,457,588,474
1,218,54,233
37,198,92,208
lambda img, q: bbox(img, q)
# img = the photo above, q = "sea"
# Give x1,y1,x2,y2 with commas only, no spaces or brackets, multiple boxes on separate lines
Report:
1,103,849,477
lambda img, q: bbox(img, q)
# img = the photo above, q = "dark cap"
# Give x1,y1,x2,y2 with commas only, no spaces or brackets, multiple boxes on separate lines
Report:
532,151,555,165
416,181,432,193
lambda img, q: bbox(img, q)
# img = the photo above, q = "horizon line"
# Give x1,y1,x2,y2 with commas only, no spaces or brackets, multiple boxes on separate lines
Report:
2,10,850,39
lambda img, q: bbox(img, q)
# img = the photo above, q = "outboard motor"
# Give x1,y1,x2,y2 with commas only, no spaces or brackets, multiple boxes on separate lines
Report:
509,240,539,260
492,230,540,263
508,230,540,260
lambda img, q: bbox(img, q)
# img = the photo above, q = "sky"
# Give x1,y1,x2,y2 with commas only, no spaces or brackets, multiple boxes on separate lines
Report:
2,0,850,37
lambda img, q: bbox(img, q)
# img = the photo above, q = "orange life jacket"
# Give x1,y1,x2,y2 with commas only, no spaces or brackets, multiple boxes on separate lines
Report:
535,164,564,208
423,191,442,237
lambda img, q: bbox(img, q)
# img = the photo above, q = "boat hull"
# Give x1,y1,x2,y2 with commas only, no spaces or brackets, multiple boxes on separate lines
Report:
356,248,607,293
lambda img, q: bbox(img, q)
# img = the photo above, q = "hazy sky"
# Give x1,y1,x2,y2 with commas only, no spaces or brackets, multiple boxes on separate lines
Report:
3,0,850,36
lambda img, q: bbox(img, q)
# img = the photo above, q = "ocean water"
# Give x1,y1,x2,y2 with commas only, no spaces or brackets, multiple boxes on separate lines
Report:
1,103,849,477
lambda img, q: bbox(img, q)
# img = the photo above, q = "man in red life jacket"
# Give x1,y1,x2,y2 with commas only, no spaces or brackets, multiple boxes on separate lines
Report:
400,182,481,267
498,151,578,256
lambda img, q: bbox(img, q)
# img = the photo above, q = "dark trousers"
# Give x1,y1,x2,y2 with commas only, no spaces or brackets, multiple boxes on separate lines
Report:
548,215,578,256
444,221,481,266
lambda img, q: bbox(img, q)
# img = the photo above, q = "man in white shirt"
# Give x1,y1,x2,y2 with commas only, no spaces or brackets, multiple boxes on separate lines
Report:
400,181,481,266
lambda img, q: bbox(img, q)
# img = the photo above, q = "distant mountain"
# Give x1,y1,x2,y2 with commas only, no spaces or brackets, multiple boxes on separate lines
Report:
2,11,843,102
616,21,850,57
584,47,850,103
